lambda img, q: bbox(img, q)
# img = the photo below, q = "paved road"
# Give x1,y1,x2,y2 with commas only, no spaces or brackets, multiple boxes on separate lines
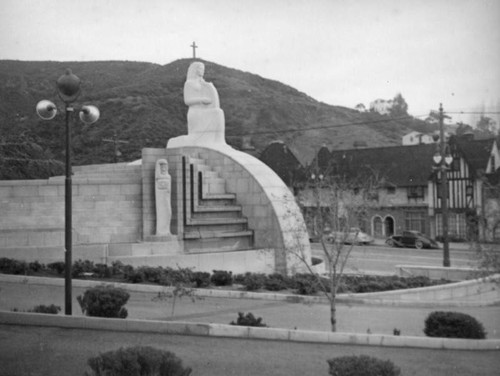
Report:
1,324,499,376
311,242,478,275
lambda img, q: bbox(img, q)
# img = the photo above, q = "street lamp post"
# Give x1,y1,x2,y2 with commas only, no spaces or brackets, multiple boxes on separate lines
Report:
432,103,453,267
36,69,99,315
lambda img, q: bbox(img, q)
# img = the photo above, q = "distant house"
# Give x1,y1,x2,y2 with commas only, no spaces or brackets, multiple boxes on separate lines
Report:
369,99,393,115
298,136,500,242
402,131,434,146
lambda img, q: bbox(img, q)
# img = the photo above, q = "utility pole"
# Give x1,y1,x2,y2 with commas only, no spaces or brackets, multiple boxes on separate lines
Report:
102,131,129,163
439,103,450,267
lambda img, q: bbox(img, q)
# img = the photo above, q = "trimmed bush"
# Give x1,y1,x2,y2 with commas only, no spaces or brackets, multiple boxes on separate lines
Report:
30,304,61,314
77,285,130,318
327,355,401,376
293,273,320,295
72,259,95,278
211,270,233,286
230,312,267,327
239,272,267,291
264,273,289,291
0,258,28,275
47,261,65,275
190,271,211,288
86,346,192,376
424,311,486,339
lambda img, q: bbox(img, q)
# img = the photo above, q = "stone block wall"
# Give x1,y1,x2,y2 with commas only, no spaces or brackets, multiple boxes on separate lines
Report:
0,163,143,251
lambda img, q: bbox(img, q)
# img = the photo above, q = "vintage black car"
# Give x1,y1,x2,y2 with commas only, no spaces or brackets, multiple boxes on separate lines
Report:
386,230,439,249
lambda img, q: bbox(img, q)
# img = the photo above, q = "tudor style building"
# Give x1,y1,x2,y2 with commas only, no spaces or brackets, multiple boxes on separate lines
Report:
260,135,500,242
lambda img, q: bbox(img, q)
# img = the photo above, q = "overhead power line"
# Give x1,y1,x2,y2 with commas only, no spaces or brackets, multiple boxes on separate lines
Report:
227,114,428,137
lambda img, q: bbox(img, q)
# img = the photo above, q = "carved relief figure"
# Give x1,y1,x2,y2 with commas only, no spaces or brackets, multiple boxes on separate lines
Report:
155,159,172,235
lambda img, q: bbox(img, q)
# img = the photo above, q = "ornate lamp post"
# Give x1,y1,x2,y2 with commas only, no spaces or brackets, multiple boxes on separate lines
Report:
432,103,453,267
36,69,99,315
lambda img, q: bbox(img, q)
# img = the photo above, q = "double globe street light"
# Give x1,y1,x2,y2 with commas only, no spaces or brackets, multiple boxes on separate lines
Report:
36,69,99,315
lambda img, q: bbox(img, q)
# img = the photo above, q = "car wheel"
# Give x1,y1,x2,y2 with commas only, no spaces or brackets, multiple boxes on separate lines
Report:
415,240,424,249
386,239,395,247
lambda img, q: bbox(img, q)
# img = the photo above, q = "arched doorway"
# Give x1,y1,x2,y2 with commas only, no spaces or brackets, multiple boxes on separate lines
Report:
384,216,395,237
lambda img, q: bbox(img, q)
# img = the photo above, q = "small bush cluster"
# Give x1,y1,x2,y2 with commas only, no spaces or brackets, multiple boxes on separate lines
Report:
424,311,486,339
210,270,233,286
86,346,192,376
230,312,267,327
327,355,401,376
77,285,130,318
12,304,61,314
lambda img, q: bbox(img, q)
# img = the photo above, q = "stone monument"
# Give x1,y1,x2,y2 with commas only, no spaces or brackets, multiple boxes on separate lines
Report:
155,158,172,236
167,62,229,149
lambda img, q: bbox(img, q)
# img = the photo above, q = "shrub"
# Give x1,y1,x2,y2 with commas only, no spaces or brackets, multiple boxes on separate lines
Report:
327,355,401,376
72,259,95,278
28,261,44,273
77,285,130,318
30,304,61,314
292,274,319,295
0,258,28,275
190,271,211,288
264,273,289,291
211,270,233,286
47,261,65,275
86,346,192,376
161,267,193,286
124,268,145,283
93,263,112,279
230,312,267,327
110,260,127,276
240,272,267,291
424,311,486,339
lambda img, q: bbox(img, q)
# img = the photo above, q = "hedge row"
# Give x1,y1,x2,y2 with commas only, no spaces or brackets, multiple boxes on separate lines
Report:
0,257,450,295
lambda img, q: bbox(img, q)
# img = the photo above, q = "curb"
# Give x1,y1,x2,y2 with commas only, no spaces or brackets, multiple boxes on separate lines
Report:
1,274,498,308
0,311,498,351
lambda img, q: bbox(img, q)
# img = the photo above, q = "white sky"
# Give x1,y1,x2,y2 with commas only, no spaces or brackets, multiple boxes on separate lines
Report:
1,0,499,125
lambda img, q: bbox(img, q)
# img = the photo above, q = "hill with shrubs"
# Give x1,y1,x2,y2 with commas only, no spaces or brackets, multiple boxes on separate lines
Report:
0,59,433,178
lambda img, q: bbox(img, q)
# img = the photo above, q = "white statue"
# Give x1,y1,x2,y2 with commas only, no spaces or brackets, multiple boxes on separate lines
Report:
155,159,172,236
167,62,229,148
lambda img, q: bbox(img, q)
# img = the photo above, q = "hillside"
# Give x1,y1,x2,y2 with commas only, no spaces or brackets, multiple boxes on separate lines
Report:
0,59,432,167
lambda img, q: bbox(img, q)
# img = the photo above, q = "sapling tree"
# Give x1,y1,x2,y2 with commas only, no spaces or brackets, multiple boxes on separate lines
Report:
152,267,203,317
291,171,381,332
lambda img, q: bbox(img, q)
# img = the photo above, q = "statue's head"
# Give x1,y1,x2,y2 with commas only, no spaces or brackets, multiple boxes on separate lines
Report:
156,159,169,175
187,62,205,80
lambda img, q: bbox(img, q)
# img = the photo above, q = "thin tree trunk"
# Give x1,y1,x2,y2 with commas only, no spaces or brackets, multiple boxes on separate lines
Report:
330,293,337,332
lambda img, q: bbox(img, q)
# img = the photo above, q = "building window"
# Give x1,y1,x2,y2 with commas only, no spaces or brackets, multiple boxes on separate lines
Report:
408,186,424,199
405,211,426,233
436,213,467,240
387,186,396,194
451,157,460,171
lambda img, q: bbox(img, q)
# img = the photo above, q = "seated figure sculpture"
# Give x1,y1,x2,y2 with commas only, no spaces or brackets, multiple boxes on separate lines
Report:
167,62,229,149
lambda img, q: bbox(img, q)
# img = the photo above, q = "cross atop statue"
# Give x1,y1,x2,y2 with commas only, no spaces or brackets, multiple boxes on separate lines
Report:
190,41,198,59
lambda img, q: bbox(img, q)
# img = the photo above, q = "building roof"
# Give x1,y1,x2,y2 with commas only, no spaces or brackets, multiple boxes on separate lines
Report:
316,144,438,187
451,137,495,175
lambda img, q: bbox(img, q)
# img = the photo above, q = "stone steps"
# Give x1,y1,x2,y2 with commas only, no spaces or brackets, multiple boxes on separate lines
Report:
182,154,254,253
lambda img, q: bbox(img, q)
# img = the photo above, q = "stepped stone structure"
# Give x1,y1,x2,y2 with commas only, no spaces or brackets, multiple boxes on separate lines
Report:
0,62,311,274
